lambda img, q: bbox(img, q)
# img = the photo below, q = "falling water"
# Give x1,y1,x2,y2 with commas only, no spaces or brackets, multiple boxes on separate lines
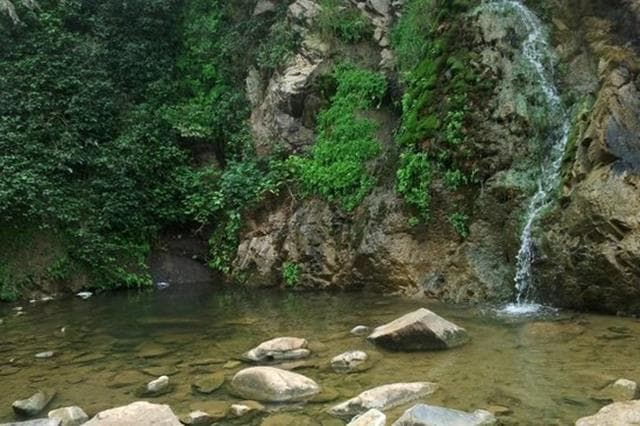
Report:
478,1,571,314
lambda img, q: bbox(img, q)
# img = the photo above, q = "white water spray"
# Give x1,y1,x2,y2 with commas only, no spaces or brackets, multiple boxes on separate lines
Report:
478,1,571,314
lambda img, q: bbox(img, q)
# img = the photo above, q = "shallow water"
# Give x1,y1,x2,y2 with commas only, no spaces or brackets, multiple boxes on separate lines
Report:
1,285,639,425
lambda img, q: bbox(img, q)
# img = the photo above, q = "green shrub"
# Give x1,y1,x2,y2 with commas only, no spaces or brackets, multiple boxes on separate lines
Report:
256,20,300,71
290,64,386,211
282,262,300,288
317,0,372,43
396,152,432,220
448,212,470,238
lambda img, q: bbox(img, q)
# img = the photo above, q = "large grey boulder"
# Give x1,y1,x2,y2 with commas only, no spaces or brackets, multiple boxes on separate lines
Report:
231,366,320,402
367,308,469,351
243,337,310,362
347,409,386,426
12,391,56,417
47,406,88,426
392,404,496,425
83,401,181,426
328,382,438,418
575,400,640,425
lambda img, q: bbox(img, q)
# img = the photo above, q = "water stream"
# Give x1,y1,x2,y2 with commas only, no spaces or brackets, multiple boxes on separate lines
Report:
0,286,638,425
479,0,572,314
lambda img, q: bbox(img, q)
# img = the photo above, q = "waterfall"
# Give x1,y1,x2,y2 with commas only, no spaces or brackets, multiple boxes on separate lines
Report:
478,1,571,314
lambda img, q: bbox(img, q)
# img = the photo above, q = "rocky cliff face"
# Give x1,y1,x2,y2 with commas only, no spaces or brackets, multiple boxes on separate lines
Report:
535,0,640,314
230,0,640,314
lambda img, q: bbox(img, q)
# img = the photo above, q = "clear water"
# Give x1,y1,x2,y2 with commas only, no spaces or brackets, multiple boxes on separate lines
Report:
1,286,639,425
479,1,572,313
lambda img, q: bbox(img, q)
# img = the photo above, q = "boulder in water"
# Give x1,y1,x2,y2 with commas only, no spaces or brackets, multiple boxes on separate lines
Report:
191,372,225,394
231,366,320,402
328,382,438,418
576,400,640,425
83,401,181,426
392,404,496,425
330,350,368,373
367,308,469,351
347,408,386,426
243,337,310,362
12,390,56,417
594,378,639,402
179,411,214,426
48,406,88,426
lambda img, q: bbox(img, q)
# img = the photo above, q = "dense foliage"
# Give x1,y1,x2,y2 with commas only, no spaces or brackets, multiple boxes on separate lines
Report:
392,0,482,225
290,64,386,211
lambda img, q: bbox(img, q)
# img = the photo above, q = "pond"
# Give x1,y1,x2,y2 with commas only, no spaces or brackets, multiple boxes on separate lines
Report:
1,284,638,424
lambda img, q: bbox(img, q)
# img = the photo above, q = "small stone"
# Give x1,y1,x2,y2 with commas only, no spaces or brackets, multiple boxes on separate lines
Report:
229,401,264,417
187,401,229,421
487,405,512,416
179,410,213,426
35,351,55,359
146,375,170,395
136,342,171,358
331,351,368,373
76,292,92,300
13,390,56,417
142,366,178,377
350,326,370,336
191,372,225,394
48,406,89,426
595,378,639,402
348,409,386,426
224,360,242,369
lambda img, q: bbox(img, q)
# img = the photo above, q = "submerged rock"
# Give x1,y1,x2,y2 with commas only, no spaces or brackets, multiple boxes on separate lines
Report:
576,400,640,425
231,366,320,402
243,337,310,363
347,409,386,426
328,382,438,418
35,351,55,359
13,390,56,417
187,401,229,421
191,372,225,394
594,378,639,402
230,401,264,417
350,325,370,336
330,351,368,373
179,411,214,426
367,308,469,351
392,404,496,425
47,406,88,426
83,401,181,426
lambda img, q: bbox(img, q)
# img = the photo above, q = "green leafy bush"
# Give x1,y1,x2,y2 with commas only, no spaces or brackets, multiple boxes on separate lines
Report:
282,262,300,288
317,0,372,43
448,212,470,238
290,64,386,211
396,152,432,220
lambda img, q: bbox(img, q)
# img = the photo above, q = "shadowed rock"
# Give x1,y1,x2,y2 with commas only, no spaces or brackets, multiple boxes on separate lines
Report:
367,308,469,351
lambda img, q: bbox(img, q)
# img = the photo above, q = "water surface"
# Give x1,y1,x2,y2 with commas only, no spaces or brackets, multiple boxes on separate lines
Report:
1,285,638,425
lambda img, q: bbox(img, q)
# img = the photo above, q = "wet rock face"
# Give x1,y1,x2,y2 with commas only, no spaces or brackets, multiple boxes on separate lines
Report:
536,56,640,314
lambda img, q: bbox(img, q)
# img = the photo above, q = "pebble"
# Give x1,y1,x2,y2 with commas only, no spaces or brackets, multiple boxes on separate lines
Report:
76,292,93,300
35,351,55,359
350,325,370,336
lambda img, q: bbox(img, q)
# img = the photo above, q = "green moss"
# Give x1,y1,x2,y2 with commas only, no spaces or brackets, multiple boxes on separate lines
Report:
317,0,373,43
282,262,300,288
